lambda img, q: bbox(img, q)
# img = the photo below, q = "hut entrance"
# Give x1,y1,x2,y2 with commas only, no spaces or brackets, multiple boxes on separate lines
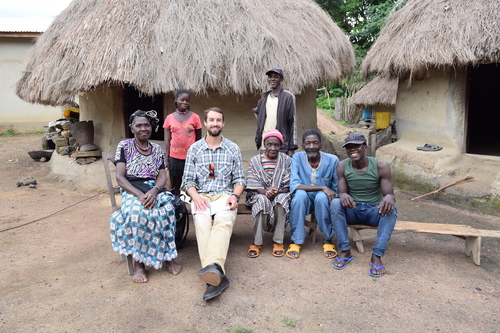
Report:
124,85,164,141
466,63,500,156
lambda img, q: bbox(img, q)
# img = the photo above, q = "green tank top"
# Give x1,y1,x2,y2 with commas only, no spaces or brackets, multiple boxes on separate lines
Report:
344,156,383,204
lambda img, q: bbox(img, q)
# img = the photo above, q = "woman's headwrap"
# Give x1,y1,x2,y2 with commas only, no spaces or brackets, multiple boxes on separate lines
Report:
129,110,160,132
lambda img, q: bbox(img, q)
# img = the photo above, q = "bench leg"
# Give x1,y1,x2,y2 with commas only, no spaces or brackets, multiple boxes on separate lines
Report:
349,227,365,253
465,236,481,266
307,214,318,245
126,255,134,275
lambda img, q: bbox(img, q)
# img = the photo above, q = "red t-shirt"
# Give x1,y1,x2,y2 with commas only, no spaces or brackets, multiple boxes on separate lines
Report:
163,112,202,160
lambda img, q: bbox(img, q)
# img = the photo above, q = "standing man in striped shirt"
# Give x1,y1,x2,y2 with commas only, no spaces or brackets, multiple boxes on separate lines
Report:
245,129,292,258
254,67,298,157
182,107,245,301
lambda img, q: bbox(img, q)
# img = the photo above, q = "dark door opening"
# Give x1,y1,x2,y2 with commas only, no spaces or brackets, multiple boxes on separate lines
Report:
467,63,500,156
124,85,164,141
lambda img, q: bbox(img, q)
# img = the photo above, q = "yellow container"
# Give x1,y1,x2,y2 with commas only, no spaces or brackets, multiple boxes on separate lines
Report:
375,112,391,130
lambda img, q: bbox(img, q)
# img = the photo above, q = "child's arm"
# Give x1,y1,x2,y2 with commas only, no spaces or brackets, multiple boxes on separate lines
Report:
195,128,202,141
165,129,172,169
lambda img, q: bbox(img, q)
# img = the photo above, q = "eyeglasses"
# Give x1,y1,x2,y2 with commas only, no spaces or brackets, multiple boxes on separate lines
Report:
209,163,215,179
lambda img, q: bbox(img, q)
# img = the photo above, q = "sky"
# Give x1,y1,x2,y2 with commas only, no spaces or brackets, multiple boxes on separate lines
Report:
0,0,73,18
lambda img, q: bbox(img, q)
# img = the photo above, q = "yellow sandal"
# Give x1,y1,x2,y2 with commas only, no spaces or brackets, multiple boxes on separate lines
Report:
286,244,301,259
323,244,338,259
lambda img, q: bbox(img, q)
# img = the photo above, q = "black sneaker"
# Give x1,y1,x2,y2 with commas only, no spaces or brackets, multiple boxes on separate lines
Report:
197,263,223,286
203,276,230,301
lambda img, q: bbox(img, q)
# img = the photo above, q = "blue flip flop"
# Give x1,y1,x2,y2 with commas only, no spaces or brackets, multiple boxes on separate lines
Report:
369,263,385,277
332,255,354,270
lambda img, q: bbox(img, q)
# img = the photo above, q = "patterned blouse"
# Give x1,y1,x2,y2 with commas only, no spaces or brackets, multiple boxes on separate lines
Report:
114,139,165,180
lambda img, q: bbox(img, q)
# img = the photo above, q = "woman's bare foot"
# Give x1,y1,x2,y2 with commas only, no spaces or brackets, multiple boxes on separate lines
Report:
165,259,183,275
133,262,148,283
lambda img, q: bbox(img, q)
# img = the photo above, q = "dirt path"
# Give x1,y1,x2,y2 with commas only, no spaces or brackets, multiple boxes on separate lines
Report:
1,135,500,333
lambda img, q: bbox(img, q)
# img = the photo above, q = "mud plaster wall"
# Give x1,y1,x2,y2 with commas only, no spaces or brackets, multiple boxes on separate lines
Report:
395,67,466,149
377,67,500,198
81,85,317,153
79,85,125,152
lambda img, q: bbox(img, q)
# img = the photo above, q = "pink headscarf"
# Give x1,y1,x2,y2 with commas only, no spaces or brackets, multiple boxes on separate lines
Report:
263,129,284,146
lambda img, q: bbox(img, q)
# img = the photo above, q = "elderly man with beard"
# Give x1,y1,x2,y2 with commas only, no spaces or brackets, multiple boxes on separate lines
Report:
182,107,245,301
330,133,396,277
286,129,339,259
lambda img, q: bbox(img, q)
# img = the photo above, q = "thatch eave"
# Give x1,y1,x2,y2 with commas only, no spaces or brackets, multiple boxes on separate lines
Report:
16,0,355,106
362,0,500,79
349,76,398,107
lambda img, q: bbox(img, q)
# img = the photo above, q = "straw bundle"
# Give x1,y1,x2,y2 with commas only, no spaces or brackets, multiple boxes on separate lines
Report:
363,0,500,78
16,0,355,106
349,76,398,107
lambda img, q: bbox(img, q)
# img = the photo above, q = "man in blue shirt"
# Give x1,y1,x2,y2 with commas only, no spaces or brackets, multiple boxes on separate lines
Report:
287,129,339,259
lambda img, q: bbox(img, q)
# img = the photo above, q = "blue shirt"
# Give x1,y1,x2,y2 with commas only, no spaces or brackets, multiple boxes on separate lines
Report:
181,136,245,196
290,151,339,194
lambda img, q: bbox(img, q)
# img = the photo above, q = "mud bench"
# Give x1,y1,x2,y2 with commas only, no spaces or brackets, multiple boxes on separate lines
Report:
349,221,500,266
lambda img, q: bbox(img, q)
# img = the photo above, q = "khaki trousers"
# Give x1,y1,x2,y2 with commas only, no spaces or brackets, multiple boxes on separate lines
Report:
193,193,237,274
253,204,286,246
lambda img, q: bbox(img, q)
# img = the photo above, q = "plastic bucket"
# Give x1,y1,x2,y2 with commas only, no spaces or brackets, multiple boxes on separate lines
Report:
375,112,391,130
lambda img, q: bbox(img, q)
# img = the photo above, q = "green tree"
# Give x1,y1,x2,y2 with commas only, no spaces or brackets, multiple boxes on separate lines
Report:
315,0,398,57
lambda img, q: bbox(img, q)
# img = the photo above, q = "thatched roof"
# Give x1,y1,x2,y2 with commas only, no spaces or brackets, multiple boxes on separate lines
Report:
363,0,500,78
16,0,355,106
349,76,398,107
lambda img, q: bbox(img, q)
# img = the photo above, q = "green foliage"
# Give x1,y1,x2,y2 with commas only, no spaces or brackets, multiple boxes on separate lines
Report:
282,316,296,327
35,130,45,135
0,128,14,137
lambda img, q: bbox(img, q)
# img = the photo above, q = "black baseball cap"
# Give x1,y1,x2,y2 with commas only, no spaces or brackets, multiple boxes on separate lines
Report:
342,133,367,148
265,67,284,78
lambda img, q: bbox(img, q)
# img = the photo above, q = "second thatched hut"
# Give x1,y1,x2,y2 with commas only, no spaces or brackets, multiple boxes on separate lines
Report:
363,0,500,198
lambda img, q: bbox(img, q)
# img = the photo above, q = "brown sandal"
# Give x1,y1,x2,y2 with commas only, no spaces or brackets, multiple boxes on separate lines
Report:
247,244,262,258
272,243,285,257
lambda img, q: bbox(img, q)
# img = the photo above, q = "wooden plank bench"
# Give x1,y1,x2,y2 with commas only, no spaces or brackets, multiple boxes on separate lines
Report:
349,221,500,265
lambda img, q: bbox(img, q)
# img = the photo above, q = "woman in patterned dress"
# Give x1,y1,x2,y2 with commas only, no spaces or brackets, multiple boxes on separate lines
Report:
110,110,182,283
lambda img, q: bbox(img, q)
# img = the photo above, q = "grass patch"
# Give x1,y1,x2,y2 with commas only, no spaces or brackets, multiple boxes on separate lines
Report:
228,327,253,333
0,128,14,137
282,316,296,327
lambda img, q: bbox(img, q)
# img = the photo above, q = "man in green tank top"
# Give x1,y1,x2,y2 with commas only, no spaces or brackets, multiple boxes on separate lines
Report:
330,133,397,277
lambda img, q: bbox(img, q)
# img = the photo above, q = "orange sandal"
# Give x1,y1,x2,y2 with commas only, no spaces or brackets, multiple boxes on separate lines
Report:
247,244,262,258
272,243,285,257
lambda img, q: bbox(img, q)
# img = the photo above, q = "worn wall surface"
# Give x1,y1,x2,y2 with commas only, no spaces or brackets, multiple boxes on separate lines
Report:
377,67,500,198
0,37,60,133
79,85,125,152
394,67,467,149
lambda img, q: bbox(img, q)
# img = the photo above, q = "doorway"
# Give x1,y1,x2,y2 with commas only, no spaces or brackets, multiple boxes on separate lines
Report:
124,85,164,141
466,63,500,156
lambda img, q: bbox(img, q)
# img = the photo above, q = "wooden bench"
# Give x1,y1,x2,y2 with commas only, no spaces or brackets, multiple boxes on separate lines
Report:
349,221,500,265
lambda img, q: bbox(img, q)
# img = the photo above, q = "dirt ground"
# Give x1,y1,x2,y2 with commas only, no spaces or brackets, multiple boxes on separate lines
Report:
1,133,500,333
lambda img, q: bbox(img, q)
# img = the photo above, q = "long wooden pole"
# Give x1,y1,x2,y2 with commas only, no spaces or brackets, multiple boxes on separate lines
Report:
411,176,474,201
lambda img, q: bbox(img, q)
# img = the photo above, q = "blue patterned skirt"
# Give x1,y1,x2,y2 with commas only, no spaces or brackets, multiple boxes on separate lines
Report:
110,185,178,270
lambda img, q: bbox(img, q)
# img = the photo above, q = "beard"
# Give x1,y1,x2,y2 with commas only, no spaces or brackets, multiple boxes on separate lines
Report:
207,127,222,137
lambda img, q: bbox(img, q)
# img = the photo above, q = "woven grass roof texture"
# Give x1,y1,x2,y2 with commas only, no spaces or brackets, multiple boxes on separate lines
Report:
16,0,355,106
349,76,398,107
363,0,500,78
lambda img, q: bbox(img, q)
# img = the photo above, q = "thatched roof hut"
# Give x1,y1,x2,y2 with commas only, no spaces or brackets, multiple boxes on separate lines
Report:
360,0,500,199
16,0,355,106
363,0,500,79
349,76,398,107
